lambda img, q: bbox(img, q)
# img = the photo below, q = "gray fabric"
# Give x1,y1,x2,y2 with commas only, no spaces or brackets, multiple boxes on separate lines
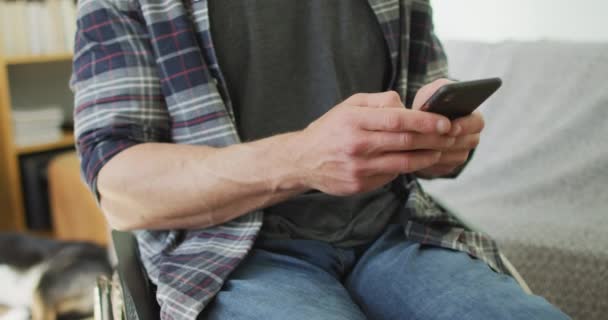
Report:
420,40,608,320
208,0,400,247
209,0,390,141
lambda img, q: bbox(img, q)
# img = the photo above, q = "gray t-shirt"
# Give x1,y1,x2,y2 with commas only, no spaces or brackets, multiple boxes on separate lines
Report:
209,0,402,247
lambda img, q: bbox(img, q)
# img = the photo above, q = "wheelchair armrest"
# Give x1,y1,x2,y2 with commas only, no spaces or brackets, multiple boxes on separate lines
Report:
112,230,160,320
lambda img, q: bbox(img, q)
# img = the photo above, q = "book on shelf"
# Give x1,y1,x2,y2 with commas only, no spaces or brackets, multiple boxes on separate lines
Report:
12,106,65,147
0,0,77,57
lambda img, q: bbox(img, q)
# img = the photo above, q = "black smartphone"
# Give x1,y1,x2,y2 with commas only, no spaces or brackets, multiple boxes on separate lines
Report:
420,78,502,120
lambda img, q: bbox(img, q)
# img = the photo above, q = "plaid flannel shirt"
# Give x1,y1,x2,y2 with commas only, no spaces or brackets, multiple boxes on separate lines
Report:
72,0,507,319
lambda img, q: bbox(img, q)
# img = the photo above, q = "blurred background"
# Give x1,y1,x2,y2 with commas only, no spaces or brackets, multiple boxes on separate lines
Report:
0,2,110,319
0,0,107,244
0,1,606,319
427,1,608,319
432,0,608,43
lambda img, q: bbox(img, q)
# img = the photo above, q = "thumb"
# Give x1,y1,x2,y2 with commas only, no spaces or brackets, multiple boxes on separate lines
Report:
412,78,454,110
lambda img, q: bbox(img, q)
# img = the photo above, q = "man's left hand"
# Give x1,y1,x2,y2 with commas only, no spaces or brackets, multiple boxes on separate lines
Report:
412,79,485,178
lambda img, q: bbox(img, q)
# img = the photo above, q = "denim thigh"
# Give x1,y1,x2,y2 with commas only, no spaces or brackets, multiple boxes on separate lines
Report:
200,238,365,320
345,225,570,320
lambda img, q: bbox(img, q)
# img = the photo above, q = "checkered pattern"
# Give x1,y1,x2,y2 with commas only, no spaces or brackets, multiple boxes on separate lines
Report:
72,0,506,319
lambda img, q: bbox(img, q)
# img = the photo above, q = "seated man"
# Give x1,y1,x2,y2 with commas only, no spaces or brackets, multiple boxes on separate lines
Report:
71,0,569,319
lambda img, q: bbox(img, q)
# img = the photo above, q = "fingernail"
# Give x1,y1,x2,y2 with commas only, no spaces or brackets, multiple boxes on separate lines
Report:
436,119,450,133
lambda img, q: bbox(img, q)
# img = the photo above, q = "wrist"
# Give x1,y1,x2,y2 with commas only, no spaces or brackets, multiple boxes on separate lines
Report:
264,131,312,194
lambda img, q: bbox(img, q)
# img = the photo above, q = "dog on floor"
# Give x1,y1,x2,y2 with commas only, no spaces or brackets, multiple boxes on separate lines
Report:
0,233,111,320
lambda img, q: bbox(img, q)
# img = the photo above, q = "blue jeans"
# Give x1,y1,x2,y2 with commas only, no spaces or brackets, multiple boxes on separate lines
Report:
201,225,569,320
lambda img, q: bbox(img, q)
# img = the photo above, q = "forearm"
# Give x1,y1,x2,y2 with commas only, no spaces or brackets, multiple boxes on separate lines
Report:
96,91,455,230
97,132,309,230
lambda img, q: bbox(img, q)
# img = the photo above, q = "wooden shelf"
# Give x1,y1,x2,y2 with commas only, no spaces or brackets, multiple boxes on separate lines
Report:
4,53,73,66
26,229,54,239
15,131,75,155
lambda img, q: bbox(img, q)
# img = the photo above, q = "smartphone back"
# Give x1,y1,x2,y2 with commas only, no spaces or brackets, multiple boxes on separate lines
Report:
422,78,502,120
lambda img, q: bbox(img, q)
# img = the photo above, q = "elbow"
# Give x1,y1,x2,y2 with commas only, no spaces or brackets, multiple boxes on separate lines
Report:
104,216,137,232
98,177,154,231
99,198,144,231
105,218,136,232
96,156,147,231
98,176,174,231
101,201,165,231
99,192,202,231
100,194,220,231
101,201,217,231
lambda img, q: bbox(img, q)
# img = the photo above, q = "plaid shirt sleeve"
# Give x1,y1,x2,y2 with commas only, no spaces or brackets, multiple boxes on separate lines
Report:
71,0,170,196
401,3,449,107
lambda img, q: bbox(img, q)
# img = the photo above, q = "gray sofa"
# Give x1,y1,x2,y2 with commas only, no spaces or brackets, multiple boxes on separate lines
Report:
420,40,608,320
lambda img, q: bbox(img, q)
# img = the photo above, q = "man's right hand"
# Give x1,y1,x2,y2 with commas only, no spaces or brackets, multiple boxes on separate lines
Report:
96,91,455,230
289,91,455,196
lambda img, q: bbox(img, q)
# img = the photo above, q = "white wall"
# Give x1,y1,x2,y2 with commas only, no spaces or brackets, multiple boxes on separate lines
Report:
431,0,608,42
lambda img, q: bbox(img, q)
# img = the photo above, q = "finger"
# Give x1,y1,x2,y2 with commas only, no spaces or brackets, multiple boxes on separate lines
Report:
450,134,480,151
343,91,405,108
354,107,451,134
436,150,470,166
364,150,441,174
450,111,485,136
412,78,455,110
363,131,455,153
